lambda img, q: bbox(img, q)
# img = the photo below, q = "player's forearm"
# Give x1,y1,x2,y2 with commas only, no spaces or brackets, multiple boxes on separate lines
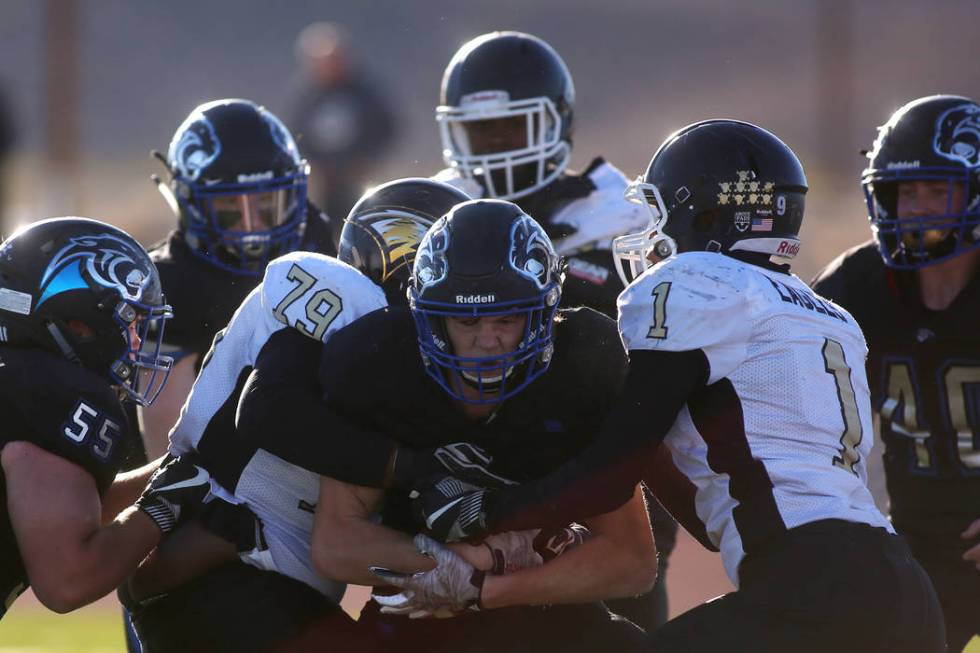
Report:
487,349,707,533
101,455,167,523
30,507,160,612
312,517,433,586
481,487,657,609
239,380,395,487
480,528,656,609
126,521,238,602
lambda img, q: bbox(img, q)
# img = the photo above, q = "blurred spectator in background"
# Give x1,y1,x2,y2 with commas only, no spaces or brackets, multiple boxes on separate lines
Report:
286,22,397,244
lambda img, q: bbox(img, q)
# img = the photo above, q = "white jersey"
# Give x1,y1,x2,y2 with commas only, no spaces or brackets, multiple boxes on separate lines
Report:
433,161,649,256
618,252,892,585
168,251,387,600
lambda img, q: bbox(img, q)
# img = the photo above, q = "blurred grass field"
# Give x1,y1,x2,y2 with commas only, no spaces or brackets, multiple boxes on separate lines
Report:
0,594,122,653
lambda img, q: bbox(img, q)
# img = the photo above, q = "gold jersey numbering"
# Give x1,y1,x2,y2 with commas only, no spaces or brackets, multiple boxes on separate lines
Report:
647,281,671,340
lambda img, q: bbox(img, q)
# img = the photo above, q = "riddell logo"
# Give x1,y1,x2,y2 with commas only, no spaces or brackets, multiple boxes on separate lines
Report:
456,294,496,304
776,241,800,256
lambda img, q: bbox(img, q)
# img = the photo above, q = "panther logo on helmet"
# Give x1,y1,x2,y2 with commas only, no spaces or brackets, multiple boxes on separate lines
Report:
415,220,450,290
262,110,301,161
171,116,221,181
510,215,556,289
38,234,153,307
934,103,980,167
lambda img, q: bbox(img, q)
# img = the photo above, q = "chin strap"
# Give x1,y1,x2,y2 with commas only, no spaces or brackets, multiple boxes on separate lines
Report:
46,322,81,365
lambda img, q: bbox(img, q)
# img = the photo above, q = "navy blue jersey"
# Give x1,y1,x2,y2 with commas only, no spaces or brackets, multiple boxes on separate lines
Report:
812,240,980,540
318,305,628,534
0,347,131,618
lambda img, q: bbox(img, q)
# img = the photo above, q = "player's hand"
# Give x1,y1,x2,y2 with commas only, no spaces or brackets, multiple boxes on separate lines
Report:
432,443,517,489
962,517,980,571
481,523,592,574
392,442,516,490
371,533,484,615
135,454,212,535
411,476,492,543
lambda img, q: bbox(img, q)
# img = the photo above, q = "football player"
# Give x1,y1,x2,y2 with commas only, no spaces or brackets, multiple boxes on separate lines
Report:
138,98,336,460
0,217,208,618
812,94,980,652
301,200,653,651
415,120,946,652
433,30,676,628
123,179,508,652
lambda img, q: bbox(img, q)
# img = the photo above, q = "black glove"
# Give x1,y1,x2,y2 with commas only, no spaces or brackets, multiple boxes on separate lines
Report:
135,454,211,535
392,442,516,490
412,476,493,543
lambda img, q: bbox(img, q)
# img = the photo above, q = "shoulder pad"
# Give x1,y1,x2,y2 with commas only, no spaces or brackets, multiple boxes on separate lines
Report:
549,160,650,256
261,252,387,343
618,253,752,358
431,169,485,198
810,240,880,300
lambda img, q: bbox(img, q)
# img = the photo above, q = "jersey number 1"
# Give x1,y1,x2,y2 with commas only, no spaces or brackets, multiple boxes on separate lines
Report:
646,282,671,340
823,338,863,475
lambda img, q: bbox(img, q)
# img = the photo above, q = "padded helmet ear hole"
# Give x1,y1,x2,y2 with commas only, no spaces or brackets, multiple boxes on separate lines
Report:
693,209,718,233
64,319,96,340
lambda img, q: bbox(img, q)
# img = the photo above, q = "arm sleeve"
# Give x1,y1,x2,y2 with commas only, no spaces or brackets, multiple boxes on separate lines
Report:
235,329,397,487
486,348,709,533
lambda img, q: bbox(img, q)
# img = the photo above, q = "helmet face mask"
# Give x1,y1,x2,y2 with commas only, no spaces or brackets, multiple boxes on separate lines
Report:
862,95,980,269
438,92,570,200
438,32,574,201
613,120,807,286
164,99,310,275
0,218,174,405
408,200,562,404
105,297,173,405
613,179,672,287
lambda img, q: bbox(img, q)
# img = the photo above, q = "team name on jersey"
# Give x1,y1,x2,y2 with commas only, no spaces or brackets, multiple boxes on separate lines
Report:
766,277,848,323
456,294,496,304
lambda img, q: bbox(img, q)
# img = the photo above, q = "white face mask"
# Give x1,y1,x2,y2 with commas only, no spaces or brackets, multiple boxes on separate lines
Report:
437,93,570,200
612,177,675,287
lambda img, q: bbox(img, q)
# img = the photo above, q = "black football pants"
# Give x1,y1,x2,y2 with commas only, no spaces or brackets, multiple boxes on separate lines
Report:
127,562,344,653
645,519,945,653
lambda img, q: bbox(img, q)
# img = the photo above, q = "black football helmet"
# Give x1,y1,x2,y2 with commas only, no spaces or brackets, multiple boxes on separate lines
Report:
156,99,310,275
409,199,562,404
438,31,574,200
337,178,471,306
862,94,980,269
0,218,173,405
614,120,807,285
